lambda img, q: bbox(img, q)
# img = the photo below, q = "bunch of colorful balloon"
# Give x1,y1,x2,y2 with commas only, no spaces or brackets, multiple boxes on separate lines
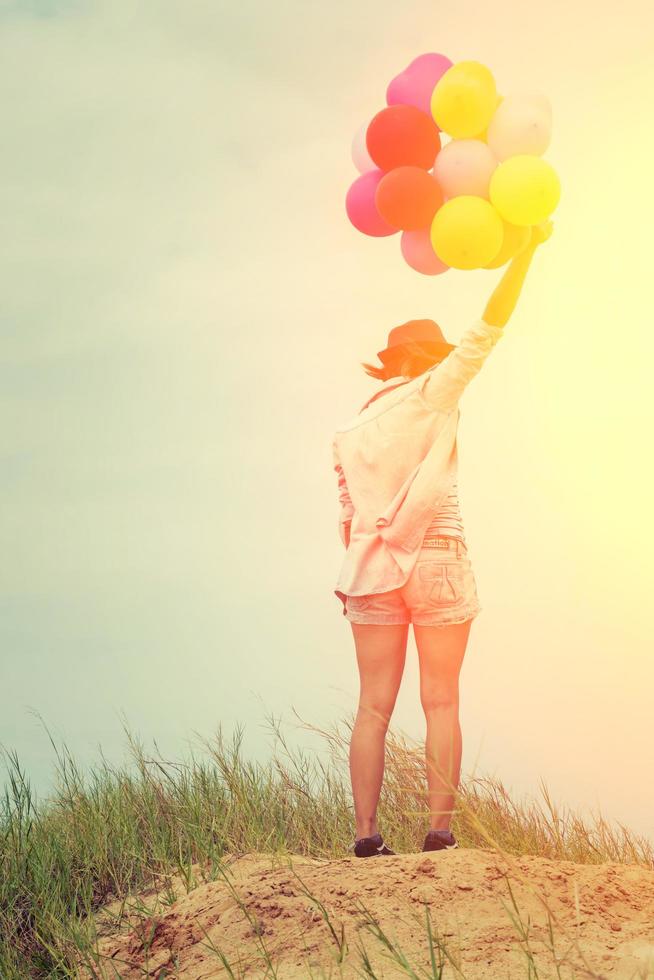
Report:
345,53,560,274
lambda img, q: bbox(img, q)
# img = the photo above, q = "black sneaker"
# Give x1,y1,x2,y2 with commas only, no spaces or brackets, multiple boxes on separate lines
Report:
352,832,396,857
422,829,458,852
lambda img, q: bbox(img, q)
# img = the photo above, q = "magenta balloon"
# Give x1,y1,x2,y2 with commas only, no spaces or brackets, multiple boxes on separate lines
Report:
401,228,450,275
345,170,398,237
386,52,453,116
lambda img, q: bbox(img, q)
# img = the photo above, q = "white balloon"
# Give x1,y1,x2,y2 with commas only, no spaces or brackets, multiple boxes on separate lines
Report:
521,91,553,121
487,93,552,161
351,120,376,173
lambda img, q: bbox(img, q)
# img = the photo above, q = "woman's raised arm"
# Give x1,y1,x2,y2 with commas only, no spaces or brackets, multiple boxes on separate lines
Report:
420,220,554,413
483,220,554,328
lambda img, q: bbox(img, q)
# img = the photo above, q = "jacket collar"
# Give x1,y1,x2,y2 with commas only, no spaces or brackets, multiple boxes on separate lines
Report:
359,376,410,412
336,375,420,434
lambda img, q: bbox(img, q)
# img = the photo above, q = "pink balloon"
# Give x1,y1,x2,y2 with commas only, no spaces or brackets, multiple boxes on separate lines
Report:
386,52,453,117
345,170,398,237
401,228,450,275
433,139,498,199
351,120,376,173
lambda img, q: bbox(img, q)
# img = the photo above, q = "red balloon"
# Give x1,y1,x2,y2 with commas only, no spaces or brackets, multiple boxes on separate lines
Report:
366,105,441,171
375,166,444,231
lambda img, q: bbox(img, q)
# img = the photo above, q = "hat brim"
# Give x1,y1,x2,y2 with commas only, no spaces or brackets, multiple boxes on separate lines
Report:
376,339,456,365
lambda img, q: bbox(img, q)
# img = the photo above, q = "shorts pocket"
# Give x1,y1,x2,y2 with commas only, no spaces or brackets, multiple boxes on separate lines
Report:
417,562,466,605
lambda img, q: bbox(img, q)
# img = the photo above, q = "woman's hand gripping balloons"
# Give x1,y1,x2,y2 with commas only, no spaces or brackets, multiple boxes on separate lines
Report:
530,219,554,246
345,53,560,274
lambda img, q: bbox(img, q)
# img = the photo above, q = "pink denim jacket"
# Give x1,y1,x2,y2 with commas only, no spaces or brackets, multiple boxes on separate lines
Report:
332,317,504,614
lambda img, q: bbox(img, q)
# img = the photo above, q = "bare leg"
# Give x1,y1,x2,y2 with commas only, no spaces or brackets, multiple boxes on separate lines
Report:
349,622,408,840
414,619,472,831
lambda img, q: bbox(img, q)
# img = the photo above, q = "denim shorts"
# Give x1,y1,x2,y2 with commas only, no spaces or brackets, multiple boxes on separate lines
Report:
344,536,482,627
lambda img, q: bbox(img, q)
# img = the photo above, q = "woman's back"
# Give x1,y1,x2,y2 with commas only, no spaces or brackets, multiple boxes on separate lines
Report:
360,378,467,546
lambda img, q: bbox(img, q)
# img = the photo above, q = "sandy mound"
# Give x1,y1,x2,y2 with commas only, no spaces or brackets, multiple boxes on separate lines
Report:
83,847,654,978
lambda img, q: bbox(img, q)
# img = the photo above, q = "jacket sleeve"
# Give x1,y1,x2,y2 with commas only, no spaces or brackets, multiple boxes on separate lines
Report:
333,439,355,546
420,317,505,413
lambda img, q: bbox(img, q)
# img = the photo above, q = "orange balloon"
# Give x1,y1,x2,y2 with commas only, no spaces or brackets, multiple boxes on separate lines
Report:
366,105,442,171
375,166,444,230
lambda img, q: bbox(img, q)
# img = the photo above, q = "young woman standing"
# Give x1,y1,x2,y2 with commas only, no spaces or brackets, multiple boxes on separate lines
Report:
332,221,553,857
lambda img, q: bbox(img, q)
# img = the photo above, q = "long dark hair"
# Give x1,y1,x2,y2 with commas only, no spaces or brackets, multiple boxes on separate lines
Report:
360,339,448,382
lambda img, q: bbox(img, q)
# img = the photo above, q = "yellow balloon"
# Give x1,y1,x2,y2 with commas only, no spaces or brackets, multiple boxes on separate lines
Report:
484,221,532,268
489,154,561,226
431,61,498,139
431,196,504,270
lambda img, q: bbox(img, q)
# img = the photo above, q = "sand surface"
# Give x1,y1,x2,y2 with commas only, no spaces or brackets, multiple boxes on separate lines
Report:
81,847,654,978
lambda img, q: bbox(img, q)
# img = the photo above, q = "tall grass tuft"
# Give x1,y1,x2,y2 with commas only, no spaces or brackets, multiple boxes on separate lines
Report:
1,709,652,978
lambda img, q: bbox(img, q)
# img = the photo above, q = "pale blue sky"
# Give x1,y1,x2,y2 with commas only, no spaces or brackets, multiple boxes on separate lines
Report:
1,0,653,842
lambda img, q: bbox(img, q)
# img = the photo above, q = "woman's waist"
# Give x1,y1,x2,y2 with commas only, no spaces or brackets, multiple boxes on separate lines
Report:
419,533,467,555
